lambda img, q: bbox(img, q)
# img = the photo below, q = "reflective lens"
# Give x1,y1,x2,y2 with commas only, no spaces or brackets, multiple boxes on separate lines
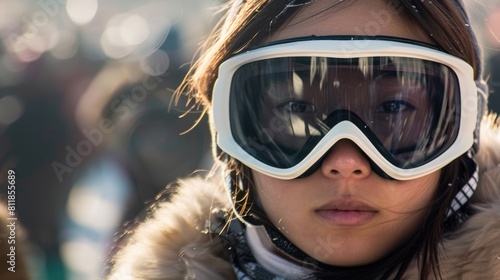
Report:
229,56,460,170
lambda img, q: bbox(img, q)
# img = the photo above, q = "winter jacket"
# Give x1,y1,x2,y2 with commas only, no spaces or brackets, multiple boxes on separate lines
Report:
107,115,500,280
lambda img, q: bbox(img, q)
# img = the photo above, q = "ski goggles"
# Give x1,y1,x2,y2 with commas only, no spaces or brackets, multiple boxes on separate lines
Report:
212,36,477,180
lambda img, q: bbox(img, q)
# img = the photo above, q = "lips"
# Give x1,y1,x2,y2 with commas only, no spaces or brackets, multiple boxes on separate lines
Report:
315,199,378,226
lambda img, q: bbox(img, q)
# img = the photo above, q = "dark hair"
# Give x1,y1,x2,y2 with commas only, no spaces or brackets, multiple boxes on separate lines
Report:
178,0,481,279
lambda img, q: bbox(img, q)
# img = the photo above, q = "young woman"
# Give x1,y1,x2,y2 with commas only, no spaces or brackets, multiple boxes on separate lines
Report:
107,0,500,279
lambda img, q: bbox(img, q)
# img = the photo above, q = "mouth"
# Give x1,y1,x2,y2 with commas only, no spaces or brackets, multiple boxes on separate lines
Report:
315,199,378,226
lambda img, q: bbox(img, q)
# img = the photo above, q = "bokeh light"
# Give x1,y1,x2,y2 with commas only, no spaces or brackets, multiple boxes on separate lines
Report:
67,186,121,232
100,21,134,59
141,49,170,76
49,30,79,60
120,14,150,46
60,238,103,274
486,10,500,47
0,95,24,126
66,0,98,26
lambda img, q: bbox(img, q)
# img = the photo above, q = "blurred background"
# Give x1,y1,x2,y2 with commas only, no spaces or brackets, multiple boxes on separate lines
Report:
0,0,498,279
0,0,220,279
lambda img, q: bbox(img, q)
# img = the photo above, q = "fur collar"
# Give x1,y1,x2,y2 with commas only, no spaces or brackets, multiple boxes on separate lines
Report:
107,115,500,280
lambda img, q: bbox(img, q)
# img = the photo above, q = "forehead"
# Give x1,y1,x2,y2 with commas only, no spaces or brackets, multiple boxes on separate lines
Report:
268,0,432,44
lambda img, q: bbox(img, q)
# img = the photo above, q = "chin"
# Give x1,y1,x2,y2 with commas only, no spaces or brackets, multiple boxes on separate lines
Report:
311,244,390,267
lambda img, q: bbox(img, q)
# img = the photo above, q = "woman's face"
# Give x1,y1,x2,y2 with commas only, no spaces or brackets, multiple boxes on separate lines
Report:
252,0,440,266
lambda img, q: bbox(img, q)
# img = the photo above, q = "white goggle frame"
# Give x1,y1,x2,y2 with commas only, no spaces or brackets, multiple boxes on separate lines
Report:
212,38,477,180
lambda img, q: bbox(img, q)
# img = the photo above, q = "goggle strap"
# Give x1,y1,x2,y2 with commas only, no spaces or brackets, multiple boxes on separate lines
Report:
472,80,488,155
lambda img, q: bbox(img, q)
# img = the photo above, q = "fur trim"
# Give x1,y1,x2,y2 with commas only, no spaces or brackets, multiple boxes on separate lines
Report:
107,177,234,280
403,198,500,279
472,114,500,204
437,202,500,279
107,114,500,279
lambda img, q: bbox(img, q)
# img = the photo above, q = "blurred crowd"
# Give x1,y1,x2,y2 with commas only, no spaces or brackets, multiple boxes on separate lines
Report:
0,0,219,279
0,0,498,280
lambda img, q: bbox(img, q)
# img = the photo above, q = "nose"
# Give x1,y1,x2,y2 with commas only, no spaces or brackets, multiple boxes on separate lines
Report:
320,139,371,179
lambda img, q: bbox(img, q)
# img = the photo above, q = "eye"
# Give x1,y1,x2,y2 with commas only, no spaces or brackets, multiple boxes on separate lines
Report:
277,100,316,113
375,100,415,113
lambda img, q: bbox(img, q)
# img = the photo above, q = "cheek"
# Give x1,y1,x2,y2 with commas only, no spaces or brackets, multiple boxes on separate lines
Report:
252,172,309,227
253,173,289,214
400,173,440,209
382,172,441,234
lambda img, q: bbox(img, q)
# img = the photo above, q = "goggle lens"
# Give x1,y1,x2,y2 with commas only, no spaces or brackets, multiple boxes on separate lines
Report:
229,56,460,170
